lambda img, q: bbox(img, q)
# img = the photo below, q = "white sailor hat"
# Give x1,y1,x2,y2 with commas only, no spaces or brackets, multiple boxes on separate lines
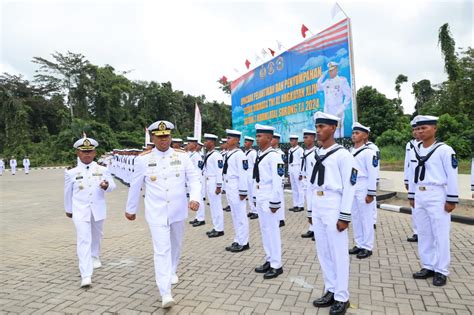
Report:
204,133,218,140
302,129,316,136
73,138,98,151
197,141,204,146
313,111,340,125
148,120,174,136
244,136,255,142
352,122,370,133
186,136,198,142
328,61,339,70
221,138,228,143
226,129,242,138
172,138,183,143
273,133,281,139
414,115,438,126
410,119,417,128
255,124,275,134
289,134,299,140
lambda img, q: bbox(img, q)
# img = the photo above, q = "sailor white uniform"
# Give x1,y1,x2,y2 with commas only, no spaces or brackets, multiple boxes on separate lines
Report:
365,141,380,225
310,112,356,305
300,129,317,230
203,134,224,233
64,138,116,283
350,142,377,252
317,62,352,138
188,137,205,222
404,120,419,237
253,125,284,272
223,130,249,247
9,158,17,175
244,136,258,215
288,135,304,209
273,133,286,222
23,157,30,174
0,159,4,175
408,116,458,278
126,121,201,300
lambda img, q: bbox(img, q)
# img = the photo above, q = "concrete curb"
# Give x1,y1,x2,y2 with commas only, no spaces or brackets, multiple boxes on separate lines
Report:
2,167,67,172
378,203,474,225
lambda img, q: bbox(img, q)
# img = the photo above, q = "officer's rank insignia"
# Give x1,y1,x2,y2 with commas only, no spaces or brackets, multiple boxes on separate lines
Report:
372,156,379,167
158,121,166,130
150,175,157,181
277,163,285,176
350,168,358,185
218,160,223,168
242,160,249,170
451,154,458,169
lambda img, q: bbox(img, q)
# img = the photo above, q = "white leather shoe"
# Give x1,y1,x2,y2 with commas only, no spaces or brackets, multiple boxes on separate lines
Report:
92,257,102,269
171,274,179,285
80,277,92,288
161,294,175,308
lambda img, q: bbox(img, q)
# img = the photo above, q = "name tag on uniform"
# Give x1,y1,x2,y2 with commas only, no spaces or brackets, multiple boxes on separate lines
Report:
148,163,157,167
170,160,182,166
92,173,103,176
75,176,83,180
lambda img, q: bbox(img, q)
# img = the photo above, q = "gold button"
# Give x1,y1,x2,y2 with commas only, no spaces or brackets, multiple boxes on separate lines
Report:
317,191,324,196
419,186,426,191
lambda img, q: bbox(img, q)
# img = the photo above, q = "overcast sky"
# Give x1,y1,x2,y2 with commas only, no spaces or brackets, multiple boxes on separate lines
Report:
1,0,472,114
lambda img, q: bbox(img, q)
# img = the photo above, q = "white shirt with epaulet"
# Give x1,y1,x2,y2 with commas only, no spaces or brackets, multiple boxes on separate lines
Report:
350,145,377,196
288,145,304,168
126,148,201,225
253,147,283,209
300,147,316,178
203,149,223,187
223,148,248,195
64,161,116,222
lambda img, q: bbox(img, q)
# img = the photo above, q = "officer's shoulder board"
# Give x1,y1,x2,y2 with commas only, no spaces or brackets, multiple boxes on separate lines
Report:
174,149,186,153
139,150,152,156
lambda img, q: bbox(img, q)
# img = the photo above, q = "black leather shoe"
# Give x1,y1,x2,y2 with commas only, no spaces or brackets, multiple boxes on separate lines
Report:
349,246,362,255
301,231,314,238
312,236,315,241
255,261,271,273
312,291,335,307
373,224,376,229
413,268,435,279
192,220,205,227
189,218,198,225
230,243,250,252
247,213,252,217
263,267,283,279
329,300,350,315
208,230,224,238
249,213,259,220
407,234,418,242
293,207,304,212
225,242,238,251
433,272,447,286
289,207,296,212
356,249,372,259
223,206,231,212
279,220,285,227
206,229,215,235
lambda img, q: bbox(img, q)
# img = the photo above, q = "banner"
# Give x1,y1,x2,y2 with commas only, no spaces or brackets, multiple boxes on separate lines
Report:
193,102,202,141
231,18,356,142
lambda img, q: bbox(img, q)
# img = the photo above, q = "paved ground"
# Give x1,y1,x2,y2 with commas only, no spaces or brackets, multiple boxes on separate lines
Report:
0,169,473,314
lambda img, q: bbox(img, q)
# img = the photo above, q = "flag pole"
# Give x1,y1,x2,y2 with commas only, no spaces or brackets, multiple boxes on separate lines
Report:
347,17,358,121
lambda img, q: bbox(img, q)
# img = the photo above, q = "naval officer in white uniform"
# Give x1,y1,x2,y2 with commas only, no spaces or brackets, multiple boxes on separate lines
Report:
64,137,116,288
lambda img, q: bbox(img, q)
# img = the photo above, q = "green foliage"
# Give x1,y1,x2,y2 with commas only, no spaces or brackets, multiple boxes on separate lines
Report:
436,113,473,158
375,129,411,148
438,23,459,82
379,145,407,162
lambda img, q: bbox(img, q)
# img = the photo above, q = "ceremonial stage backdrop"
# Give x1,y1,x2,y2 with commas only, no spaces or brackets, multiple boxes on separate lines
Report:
231,18,356,142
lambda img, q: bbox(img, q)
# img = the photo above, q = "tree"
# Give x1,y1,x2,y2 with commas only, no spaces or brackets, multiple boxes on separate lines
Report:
395,74,408,99
438,23,459,82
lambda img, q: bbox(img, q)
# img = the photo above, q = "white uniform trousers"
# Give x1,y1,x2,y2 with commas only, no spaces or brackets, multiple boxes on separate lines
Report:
195,177,206,221
148,220,185,296
413,186,451,276
351,181,375,250
247,170,257,214
277,183,286,221
372,196,378,225
256,196,282,269
206,178,224,232
289,170,304,207
73,215,104,279
411,208,417,234
312,192,349,303
24,166,29,174
225,181,249,245
11,166,16,175
303,178,313,231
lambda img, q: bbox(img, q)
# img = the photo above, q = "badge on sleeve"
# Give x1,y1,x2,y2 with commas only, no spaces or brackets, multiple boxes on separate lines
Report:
218,160,223,168
277,163,285,176
242,160,249,170
372,155,379,167
282,154,288,163
451,154,458,169
198,160,204,170
350,168,358,185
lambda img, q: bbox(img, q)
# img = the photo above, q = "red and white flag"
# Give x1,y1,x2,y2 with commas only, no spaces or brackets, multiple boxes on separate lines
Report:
245,59,251,69
194,102,202,141
268,48,276,56
301,24,310,38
